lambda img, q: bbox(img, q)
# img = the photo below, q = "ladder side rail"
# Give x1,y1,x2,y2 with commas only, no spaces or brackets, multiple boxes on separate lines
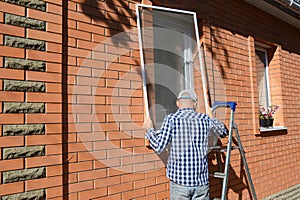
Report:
235,127,257,200
220,109,235,200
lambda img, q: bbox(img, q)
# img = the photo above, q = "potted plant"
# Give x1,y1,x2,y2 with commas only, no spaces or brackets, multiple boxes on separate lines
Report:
258,105,279,127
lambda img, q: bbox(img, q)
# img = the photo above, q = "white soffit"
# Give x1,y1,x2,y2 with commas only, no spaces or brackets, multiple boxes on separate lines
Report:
244,0,300,29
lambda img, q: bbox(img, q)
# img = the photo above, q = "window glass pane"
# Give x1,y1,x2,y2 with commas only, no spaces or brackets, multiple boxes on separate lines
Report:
255,49,269,108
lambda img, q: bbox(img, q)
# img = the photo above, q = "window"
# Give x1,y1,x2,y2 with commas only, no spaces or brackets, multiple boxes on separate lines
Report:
255,47,271,108
137,5,204,128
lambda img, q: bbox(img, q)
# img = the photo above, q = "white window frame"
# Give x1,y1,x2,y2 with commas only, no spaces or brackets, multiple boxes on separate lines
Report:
136,4,208,117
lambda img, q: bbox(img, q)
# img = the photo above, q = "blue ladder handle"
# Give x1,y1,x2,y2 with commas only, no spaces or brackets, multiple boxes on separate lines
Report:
212,101,237,112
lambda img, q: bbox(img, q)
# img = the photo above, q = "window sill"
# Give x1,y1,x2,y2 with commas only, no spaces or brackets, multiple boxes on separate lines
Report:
259,126,287,132
256,126,287,137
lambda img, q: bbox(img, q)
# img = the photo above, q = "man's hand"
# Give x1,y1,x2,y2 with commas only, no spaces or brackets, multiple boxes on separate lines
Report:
207,107,213,118
143,117,153,130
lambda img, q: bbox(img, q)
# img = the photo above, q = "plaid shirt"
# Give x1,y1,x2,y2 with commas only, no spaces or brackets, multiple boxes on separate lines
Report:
145,108,228,186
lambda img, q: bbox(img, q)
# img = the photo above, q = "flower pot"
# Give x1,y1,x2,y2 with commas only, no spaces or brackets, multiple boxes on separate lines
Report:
259,118,274,128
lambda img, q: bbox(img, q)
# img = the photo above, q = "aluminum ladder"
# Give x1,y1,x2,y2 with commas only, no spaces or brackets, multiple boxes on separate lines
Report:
209,102,257,200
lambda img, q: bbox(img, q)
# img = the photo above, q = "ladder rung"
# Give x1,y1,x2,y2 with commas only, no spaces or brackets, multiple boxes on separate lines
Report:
209,145,240,152
212,172,225,179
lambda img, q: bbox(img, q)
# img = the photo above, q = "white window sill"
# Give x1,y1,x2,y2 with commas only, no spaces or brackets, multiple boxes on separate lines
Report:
259,126,287,132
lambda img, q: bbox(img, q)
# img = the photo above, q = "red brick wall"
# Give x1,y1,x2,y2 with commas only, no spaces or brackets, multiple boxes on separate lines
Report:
0,0,299,199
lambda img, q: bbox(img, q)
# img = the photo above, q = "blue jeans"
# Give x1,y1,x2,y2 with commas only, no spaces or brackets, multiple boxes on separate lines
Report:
170,181,210,200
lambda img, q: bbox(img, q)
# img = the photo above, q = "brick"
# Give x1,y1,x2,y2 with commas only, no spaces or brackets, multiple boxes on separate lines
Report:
26,134,62,146
47,2,62,15
46,62,61,73
47,42,62,53
46,144,63,155
47,22,62,34
26,71,61,82
26,113,61,123
46,103,62,113
0,68,24,80
0,23,25,37
0,46,25,58
46,165,62,177
0,114,24,124
26,155,62,168
0,1,25,16
0,158,24,172
0,136,24,148
26,92,61,103
0,91,24,102
26,176,62,191
26,49,61,63
27,29,61,43
0,181,24,196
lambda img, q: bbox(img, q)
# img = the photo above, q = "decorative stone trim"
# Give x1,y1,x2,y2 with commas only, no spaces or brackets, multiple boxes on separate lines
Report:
3,102,45,113
5,36,45,51
2,167,46,183
1,189,45,200
4,80,45,92
3,124,45,136
3,146,45,160
4,57,46,71
5,13,46,30
4,0,46,11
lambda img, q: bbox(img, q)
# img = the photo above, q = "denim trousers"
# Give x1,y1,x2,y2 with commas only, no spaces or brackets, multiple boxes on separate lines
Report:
170,181,210,200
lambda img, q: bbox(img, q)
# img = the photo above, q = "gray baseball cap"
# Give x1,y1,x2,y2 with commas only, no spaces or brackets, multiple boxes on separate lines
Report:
177,90,198,102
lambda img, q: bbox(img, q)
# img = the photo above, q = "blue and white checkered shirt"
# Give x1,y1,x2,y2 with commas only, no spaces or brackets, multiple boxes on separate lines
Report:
145,108,228,186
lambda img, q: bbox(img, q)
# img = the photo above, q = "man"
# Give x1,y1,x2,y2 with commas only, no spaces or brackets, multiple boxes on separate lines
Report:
143,90,228,200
